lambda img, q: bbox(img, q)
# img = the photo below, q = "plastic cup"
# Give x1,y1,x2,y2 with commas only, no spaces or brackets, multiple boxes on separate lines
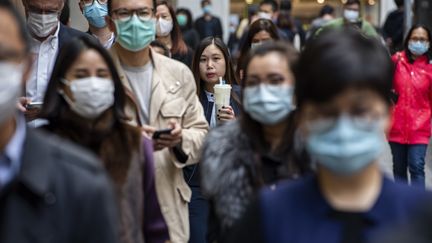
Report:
214,84,231,124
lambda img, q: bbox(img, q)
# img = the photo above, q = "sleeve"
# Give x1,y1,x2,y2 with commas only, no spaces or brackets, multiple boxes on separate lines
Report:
142,137,170,243
216,18,224,39
363,21,378,37
170,66,209,168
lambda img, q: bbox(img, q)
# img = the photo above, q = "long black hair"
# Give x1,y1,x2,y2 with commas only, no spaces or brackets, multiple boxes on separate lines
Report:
404,24,432,63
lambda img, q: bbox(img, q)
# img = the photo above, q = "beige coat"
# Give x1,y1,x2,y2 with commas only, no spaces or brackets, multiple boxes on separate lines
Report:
110,46,209,243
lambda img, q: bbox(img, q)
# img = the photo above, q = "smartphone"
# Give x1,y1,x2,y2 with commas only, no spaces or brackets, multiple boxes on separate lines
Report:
152,128,174,139
26,102,43,110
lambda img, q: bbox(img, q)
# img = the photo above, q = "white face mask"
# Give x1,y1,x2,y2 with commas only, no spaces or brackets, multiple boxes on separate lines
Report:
343,9,360,23
156,18,173,37
258,12,272,20
0,62,23,124
61,77,115,119
27,12,59,38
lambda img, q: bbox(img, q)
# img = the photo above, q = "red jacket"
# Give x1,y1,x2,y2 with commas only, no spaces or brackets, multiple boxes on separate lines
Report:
389,51,432,144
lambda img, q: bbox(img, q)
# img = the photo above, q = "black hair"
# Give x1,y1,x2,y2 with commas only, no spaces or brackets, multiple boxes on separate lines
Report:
176,8,193,30
319,4,334,17
295,28,394,108
345,0,360,6
280,0,291,11
394,0,404,7
201,0,210,8
237,18,280,80
40,35,127,122
404,24,432,64
108,0,156,15
60,0,70,26
0,0,31,53
259,0,278,12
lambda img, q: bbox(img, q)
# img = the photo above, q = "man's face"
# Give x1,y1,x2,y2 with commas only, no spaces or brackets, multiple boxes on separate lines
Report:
107,0,154,34
259,3,275,18
23,0,64,15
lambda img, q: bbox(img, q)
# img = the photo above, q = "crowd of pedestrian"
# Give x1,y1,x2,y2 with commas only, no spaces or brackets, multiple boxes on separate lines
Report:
1,0,432,242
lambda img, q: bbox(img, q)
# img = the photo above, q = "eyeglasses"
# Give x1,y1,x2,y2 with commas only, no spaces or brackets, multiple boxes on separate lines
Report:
82,0,108,7
111,8,154,21
410,38,429,42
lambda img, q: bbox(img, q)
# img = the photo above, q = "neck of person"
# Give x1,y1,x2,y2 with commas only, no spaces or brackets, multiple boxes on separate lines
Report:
262,120,287,152
204,13,212,20
0,117,17,152
116,44,151,67
89,25,112,46
318,162,382,212
157,34,173,50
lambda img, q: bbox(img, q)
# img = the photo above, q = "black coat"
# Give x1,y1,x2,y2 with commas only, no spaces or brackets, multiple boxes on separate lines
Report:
59,23,94,50
0,128,119,243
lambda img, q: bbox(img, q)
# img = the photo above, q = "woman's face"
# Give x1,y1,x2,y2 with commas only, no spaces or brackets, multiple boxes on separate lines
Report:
299,88,390,136
409,27,429,44
245,52,293,88
156,5,172,22
199,44,226,84
251,30,273,44
63,49,112,100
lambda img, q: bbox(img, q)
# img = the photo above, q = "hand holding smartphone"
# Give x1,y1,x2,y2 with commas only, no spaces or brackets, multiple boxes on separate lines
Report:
152,128,174,139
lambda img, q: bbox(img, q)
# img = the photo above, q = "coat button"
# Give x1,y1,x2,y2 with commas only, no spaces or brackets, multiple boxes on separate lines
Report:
176,81,180,86
44,192,56,205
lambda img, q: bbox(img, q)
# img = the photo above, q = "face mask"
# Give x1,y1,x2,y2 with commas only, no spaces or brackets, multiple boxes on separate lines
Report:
0,62,22,124
343,9,359,23
83,1,108,28
258,12,272,20
177,14,187,27
408,41,430,56
203,5,212,14
114,15,156,52
251,42,263,50
156,18,173,37
305,115,385,175
243,84,294,125
61,77,115,119
27,12,59,38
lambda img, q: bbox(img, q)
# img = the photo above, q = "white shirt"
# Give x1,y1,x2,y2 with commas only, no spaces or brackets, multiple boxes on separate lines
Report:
204,90,217,128
93,32,115,49
26,22,60,103
123,62,153,125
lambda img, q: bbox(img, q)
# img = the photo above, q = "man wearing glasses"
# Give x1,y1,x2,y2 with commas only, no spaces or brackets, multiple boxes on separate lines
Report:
107,0,208,242
79,0,114,49
19,0,89,125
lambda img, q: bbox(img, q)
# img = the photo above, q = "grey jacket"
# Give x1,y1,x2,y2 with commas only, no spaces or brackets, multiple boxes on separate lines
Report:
0,128,119,243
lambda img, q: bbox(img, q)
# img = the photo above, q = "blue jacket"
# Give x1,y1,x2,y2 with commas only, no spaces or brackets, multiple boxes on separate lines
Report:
228,175,432,243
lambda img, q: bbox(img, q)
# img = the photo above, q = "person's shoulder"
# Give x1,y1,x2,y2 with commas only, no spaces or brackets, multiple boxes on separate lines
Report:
324,18,344,28
383,177,432,203
30,129,104,175
261,175,315,201
60,24,91,38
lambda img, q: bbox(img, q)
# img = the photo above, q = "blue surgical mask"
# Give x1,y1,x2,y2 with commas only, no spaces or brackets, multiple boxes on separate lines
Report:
305,115,385,175
83,1,108,28
408,41,430,56
343,9,359,23
203,5,212,14
177,14,187,27
243,84,294,125
114,15,156,52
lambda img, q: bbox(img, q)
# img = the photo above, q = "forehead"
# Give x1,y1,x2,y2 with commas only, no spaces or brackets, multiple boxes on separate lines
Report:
111,0,153,9
202,44,223,56
345,3,360,9
248,53,288,73
411,28,428,37
26,0,63,8
260,4,274,12
156,4,169,13
253,30,272,40
0,8,25,53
